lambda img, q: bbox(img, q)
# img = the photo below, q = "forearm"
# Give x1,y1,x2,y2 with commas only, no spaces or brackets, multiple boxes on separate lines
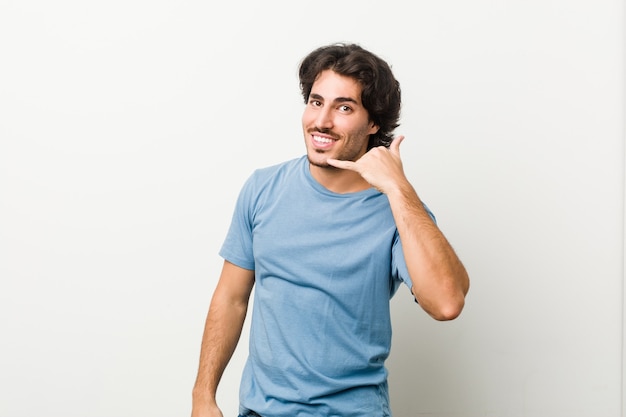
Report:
192,295,249,408
388,182,469,320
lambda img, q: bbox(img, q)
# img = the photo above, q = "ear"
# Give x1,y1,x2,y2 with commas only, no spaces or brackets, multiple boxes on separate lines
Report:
368,122,379,135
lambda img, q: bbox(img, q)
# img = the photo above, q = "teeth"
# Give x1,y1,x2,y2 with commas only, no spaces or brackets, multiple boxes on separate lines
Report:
313,135,333,143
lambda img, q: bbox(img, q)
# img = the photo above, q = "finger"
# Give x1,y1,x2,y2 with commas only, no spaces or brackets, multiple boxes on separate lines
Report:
327,158,358,171
390,135,405,155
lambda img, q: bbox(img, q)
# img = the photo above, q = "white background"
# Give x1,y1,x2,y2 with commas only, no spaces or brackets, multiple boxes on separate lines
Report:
0,1,624,416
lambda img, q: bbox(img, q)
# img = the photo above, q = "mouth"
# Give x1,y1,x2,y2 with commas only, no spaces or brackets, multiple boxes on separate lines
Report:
311,134,337,150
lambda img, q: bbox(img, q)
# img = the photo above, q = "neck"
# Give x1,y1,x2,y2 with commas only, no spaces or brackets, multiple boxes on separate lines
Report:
309,163,371,194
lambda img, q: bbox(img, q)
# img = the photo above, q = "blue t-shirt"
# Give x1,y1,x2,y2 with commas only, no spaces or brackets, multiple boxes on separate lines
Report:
220,156,430,416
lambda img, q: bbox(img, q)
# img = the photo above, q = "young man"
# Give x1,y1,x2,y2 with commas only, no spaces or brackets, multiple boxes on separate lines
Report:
191,43,470,417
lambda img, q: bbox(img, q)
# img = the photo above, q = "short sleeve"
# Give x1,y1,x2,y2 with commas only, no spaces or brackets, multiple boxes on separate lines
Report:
218,174,257,271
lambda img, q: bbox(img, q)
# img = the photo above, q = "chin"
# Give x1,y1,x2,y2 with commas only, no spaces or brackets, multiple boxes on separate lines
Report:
307,155,331,168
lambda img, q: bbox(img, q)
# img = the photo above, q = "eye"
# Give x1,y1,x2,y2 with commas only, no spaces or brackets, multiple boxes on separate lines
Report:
339,104,352,113
309,99,322,107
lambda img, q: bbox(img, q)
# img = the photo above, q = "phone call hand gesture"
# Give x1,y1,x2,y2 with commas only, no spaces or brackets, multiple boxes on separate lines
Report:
327,135,408,195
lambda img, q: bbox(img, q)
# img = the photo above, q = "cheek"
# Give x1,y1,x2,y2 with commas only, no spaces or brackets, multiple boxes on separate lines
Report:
353,123,375,139
301,110,313,128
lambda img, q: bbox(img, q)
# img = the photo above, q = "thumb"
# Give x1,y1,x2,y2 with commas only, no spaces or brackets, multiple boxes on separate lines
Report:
390,135,405,155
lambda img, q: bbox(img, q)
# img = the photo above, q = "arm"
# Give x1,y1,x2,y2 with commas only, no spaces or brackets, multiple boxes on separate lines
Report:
328,136,469,321
191,260,255,417
386,176,469,320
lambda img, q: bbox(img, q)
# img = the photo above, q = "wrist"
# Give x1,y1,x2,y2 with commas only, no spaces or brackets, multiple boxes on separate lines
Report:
192,386,217,407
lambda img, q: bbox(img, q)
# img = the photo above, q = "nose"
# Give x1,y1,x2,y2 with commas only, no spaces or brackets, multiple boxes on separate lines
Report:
315,107,333,130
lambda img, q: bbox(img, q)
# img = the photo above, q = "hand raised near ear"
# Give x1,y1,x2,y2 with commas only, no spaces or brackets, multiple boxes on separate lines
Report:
327,135,407,194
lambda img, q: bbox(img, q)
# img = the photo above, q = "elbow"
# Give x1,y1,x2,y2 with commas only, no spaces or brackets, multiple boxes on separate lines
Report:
417,289,467,321
430,297,465,321
435,273,470,321
413,273,470,321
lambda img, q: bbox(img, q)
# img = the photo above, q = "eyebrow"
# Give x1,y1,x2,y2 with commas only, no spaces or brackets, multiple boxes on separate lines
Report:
310,93,358,105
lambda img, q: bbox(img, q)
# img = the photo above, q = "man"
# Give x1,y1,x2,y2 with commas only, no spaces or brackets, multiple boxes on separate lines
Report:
191,43,470,417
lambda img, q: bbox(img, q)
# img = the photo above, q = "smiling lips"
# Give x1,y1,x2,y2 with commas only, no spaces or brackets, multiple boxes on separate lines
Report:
311,134,336,149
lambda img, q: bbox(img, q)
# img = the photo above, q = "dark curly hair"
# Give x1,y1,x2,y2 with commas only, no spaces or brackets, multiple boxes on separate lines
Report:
298,43,401,149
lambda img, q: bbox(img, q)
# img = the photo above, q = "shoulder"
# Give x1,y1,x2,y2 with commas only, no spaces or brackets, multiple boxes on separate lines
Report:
235,156,306,205
253,156,304,178
246,156,305,188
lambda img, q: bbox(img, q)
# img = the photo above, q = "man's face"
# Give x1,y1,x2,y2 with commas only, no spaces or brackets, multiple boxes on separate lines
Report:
302,70,379,168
